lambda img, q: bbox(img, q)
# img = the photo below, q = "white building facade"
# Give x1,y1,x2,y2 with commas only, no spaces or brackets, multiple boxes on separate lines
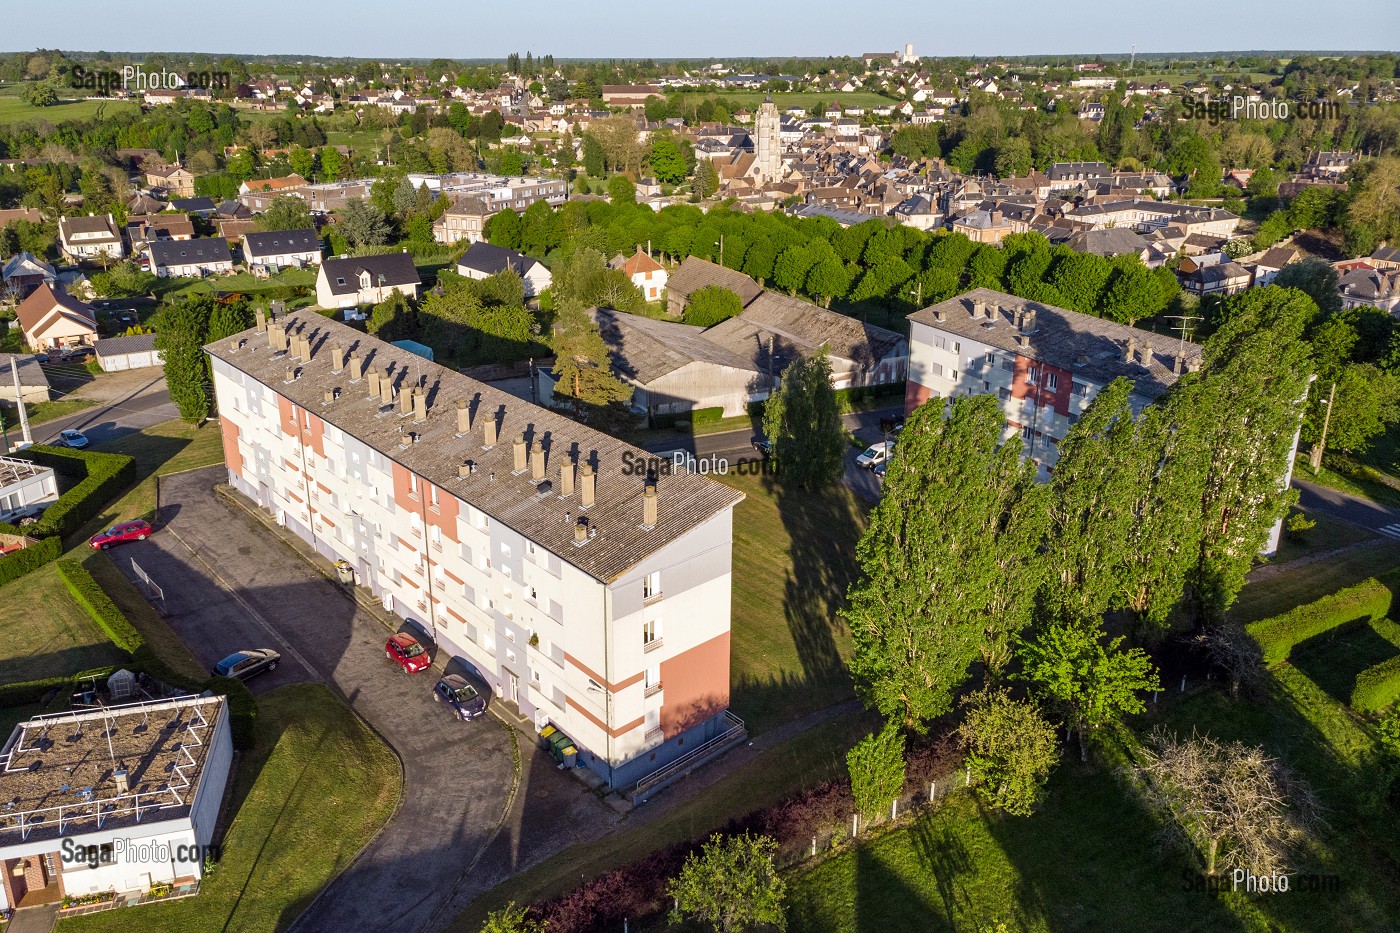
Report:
209,313,743,788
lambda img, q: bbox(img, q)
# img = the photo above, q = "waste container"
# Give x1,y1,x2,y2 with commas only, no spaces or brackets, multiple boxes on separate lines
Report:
334,560,354,585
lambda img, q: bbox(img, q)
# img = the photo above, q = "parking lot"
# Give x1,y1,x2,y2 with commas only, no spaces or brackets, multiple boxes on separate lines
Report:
108,466,616,932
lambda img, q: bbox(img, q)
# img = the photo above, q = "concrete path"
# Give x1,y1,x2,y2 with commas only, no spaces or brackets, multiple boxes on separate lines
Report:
6,903,57,933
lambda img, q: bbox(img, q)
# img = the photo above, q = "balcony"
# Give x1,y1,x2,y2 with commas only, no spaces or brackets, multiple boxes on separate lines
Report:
643,637,664,654
644,726,664,743
644,681,663,698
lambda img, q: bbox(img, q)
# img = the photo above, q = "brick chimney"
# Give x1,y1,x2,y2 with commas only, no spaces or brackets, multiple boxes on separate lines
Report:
580,464,595,508
379,370,394,408
255,306,267,332
398,382,414,417
559,458,575,497
642,482,657,528
330,342,345,372
348,351,363,382
573,518,589,543
1124,336,1137,363
456,399,470,435
529,440,545,482
367,368,381,399
412,387,428,424
512,433,527,473
483,414,497,448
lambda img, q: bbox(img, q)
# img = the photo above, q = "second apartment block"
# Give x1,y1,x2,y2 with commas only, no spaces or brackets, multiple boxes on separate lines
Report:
207,313,744,789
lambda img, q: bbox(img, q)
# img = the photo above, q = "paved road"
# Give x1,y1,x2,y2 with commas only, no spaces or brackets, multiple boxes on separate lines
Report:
109,466,615,933
1294,476,1400,541
24,367,178,448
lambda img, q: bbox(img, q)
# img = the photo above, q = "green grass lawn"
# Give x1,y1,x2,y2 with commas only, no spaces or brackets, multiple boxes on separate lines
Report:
88,416,227,527
1289,616,1400,706
1229,538,1400,626
0,397,98,429
1269,505,1375,565
714,469,867,734
0,560,127,682
162,268,317,299
0,88,138,126
60,683,402,933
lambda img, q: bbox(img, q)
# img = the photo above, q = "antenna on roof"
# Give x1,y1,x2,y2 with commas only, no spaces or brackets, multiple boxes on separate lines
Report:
1164,313,1202,363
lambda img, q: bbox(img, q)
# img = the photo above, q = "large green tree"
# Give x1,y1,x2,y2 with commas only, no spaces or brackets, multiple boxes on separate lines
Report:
335,198,391,247
761,348,845,491
844,395,1047,730
958,688,1060,817
667,833,787,933
683,285,743,327
254,195,315,233
156,296,214,423
1019,620,1160,761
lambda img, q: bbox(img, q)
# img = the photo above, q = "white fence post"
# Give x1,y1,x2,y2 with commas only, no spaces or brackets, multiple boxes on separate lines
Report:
811,835,816,857
929,781,935,802
965,764,971,786
1180,675,1186,692
891,798,898,822
852,813,859,837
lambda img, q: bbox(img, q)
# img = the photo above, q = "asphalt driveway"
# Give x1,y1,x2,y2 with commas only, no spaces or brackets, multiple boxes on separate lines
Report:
107,465,614,932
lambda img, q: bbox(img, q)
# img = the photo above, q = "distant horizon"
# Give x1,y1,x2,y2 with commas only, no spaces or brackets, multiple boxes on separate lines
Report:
5,0,1397,61
3,49,1398,64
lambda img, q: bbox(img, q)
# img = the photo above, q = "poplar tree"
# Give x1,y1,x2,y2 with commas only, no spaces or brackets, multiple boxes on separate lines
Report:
1175,287,1316,621
844,395,1045,731
156,295,214,423
761,348,845,490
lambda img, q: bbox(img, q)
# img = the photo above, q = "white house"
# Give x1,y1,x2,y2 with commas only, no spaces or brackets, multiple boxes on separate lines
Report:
241,229,323,276
57,214,124,262
457,242,552,298
315,252,421,309
147,238,235,278
610,249,668,302
0,695,232,915
0,456,58,523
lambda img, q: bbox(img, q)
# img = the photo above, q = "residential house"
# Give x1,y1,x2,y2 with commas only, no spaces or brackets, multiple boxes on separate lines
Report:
601,85,663,108
0,455,58,522
949,208,1021,245
144,163,196,198
147,238,234,278
315,252,421,309
208,313,745,789
1338,268,1400,313
14,283,98,351
433,197,492,245
0,353,51,404
701,291,907,390
1250,246,1298,287
169,197,218,217
457,243,552,298
1,251,55,299
905,288,1202,480
1065,228,1156,264
1179,260,1251,297
1368,244,1400,271
664,257,763,318
241,229,323,275
610,249,668,302
543,308,765,417
238,174,309,197
124,213,195,255
0,696,232,915
58,214,124,262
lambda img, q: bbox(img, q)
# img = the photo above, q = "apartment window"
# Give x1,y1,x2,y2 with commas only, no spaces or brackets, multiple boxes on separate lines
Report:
429,525,442,549
506,648,516,664
531,669,541,685
408,474,419,498
985,351,996,368
1046,372,1059,390
999,387,1011,400
643,570,661,600
1026,366,1039,386
429,485,439,509
1000,358,1015,372
501,543,511,559
953,341,961,353
643,618,662,649
950,369,959,382
1071,381,1091,398
928,361,944,378
1042,434,1055,450
645,664,662,697
1022,425,1034,441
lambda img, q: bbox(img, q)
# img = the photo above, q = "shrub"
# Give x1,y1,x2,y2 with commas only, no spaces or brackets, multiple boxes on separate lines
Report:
672,419,691,433
0,535,62,586
1353,656,1400,715
54,558,144,654
1247,577,1394,666
0,666,123,706
690,406,724,427
20,446,137,540
207,676,257,749
1285,512,1317,538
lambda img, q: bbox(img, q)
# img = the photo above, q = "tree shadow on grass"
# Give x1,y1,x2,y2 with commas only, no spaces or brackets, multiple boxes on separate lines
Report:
1291,620,1400,706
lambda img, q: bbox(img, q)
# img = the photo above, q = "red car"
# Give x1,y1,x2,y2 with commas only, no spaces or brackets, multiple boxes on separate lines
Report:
385,632,431,673
89,520,152,550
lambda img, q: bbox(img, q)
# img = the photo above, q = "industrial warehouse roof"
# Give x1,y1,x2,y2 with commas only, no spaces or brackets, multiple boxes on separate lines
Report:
206,313,745,582
907,288,1202,400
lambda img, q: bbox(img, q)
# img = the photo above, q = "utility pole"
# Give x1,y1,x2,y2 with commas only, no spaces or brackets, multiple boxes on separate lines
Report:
10,358,31,449
1309,381,1336,473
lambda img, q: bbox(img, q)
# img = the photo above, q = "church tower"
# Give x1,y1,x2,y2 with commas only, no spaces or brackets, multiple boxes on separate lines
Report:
755,93,782,185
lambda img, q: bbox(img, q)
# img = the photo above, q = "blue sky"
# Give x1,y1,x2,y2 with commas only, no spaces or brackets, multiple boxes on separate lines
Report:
8,0,1398,59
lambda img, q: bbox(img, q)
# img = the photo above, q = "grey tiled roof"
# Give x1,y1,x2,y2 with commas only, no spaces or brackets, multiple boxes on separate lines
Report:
148,237,233,267
908,288,1200,400
320,253,420,296
205,312,744,582
590,308,760,385
702,290,905,371
94,333,158,357
243,228,322,260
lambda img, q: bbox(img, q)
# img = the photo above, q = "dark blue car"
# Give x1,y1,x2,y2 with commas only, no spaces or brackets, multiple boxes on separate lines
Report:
433,674,487,720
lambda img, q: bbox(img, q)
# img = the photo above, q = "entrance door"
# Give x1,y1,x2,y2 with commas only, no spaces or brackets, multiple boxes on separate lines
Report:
507,670,519,705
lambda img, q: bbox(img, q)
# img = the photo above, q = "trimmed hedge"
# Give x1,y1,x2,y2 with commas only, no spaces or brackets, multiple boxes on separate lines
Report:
1353,656,1400,715
0,666,123,707
20,446,137,540
207,676,258,750
1247,577,1395,666
0,535,61,587
690,406,725,427
55,558,144,654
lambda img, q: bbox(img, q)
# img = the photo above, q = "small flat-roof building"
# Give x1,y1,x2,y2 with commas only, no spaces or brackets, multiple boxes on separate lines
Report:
94,333,163,373
0,456,58,523
0,695,232,913
0,353,51,404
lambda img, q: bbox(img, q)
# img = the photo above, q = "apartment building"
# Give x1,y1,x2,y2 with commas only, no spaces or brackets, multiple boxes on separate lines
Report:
905,288,1202,478
207,312,745,789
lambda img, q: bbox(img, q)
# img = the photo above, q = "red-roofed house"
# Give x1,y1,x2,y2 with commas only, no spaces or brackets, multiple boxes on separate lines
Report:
15,283,98,352
611,248,668,301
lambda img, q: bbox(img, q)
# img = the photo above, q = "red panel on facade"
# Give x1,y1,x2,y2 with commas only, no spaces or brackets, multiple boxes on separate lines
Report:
425,484,461,544
390,461,420,512
303,411,326,457
276,394,297,438
904,380,933,416
659,631,731,739
219,416,243,477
